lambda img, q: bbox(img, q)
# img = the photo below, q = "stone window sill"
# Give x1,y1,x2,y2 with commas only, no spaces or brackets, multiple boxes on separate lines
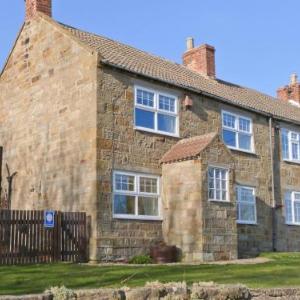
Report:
286,222,300,226
283,159,300,166
237,221,257,225
113,214,163,221
227,147,257,156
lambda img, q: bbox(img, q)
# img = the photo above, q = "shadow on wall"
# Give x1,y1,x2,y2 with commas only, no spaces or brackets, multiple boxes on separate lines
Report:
238,197,273,258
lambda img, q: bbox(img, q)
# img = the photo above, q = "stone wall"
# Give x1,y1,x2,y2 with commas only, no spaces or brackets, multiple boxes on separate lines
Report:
200,138,237,261
3,283,300,300
1,14,300,262
162,160,203,262
162,137,237,262
274,121,300,252
96,66,279,260
0,15,99,260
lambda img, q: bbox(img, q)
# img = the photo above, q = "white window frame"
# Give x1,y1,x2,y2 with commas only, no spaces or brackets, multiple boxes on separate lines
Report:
236,185,257,225
221,110,254,153
285,191,300,226
134,86,179,137
281,128,300,163
208,166,230,202
112,171,162,221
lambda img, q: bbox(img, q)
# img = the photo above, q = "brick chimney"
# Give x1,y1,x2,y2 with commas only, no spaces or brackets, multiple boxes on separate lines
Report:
25,0,52,20
182,37,216,78
277,73,300,104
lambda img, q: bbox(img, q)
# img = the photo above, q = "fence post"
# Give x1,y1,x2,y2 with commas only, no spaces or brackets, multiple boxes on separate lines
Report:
53,211,62,262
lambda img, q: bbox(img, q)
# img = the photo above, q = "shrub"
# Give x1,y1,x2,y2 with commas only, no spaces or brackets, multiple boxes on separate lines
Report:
128,255,153,264
45,286,76,300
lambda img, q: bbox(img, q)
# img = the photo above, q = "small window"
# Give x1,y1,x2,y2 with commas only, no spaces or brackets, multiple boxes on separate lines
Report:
113,171,161,220
208,167,229,202
134,87,178,136
281,129,300,162
222,111,254,152
285,191,300,225
236,186,257,224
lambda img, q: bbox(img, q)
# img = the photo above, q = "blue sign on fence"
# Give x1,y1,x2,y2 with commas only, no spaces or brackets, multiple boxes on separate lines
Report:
44,210,55,228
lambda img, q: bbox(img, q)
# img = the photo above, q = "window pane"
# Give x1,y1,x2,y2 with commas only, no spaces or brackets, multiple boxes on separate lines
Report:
223,129,236,147
239,203,255,222
159,95,175,112
138,197,158,216
292,142,299,160
281,129,289,160
221,170,227,180
135,108,155,129
115,174,135,191
240,188,254,203
209,178,214,189
114,195,135,215
158,114,176,133
291,132,299,140
285,192,293,223
222,191,227,201
223,113,236,128
140,177,157,194
239,118,250,132
294,202,300,223
209,189,215,199
208,167,228,201
136,89,154,107
221,180,226,189
238,133,251,151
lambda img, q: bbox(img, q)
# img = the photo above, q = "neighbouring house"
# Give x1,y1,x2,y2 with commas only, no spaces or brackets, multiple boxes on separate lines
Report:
1,0,300,262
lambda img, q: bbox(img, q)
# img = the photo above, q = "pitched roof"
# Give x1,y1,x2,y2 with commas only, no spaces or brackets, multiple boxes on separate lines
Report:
59,22,300,125
160,132,218,164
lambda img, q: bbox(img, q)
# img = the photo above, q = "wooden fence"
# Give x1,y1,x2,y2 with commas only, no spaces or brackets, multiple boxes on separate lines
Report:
0,210,88,265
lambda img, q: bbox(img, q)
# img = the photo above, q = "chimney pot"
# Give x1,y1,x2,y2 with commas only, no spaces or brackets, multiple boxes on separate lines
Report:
25,0,52,20
291,73,298,85
277,73,300,104
186,37,194,51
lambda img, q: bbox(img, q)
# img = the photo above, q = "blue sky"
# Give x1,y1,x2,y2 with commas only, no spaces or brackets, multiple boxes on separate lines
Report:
1,0,300,97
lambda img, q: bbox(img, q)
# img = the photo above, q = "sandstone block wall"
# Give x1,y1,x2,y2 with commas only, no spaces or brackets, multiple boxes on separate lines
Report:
200,138,237,261
96,67,279,260
274,121,300,252
1,15,300,262
162,137,237,262
0,16,99,260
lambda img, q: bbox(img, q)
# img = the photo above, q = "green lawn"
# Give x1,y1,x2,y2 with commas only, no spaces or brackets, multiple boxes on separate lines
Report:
1,253,300,295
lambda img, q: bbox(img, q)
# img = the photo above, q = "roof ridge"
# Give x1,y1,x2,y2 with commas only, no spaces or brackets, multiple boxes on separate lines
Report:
58,22,189,70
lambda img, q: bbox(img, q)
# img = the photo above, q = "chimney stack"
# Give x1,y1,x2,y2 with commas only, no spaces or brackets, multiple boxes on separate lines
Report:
182,38,216,78
25,0,52,20
277,73,300,104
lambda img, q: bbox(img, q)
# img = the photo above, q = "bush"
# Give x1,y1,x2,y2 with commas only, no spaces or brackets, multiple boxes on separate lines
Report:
128,255,153,264
45,286,76,300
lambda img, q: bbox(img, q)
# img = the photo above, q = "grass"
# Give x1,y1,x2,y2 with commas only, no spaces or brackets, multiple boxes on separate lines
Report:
1,252,300,295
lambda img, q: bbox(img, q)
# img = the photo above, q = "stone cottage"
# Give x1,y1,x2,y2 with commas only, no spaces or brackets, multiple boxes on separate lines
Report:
1,0,300,262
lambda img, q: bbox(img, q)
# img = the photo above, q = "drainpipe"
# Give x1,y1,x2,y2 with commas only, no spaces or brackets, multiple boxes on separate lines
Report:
269,117,277,251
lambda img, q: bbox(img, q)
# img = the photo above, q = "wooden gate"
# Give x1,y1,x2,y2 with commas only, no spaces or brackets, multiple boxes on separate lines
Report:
0,210,88,265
